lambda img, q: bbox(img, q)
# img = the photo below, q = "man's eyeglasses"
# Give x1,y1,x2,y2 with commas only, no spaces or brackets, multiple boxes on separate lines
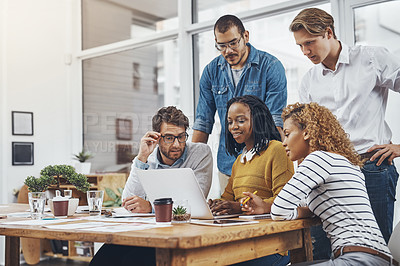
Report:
161,133,188,143
215,37,242,51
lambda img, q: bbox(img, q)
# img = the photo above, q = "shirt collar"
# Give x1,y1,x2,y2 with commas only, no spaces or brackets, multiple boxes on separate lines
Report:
320,41,349,75
240,146,256,163
217,43,259,70
155,144,188,168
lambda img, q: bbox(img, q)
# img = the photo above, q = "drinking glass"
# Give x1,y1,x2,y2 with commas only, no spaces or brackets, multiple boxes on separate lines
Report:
28,192,46,219
86,191,104,216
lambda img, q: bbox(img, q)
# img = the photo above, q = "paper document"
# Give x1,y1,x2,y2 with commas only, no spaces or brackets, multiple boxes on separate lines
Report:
3,218,76,225
45,222,121,230
111,207,154,218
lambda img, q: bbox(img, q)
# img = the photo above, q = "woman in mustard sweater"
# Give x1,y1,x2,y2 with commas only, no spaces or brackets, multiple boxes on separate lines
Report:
209,95,294,216
208,95,294,266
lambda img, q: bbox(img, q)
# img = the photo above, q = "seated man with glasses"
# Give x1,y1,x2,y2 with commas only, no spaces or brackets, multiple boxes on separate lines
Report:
121,106,213,213
192,14,287,195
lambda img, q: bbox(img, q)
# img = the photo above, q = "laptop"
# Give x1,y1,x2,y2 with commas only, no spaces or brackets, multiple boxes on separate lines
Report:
137,168,239,219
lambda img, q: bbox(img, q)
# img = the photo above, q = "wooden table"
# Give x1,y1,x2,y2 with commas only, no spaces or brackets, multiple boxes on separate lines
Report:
0,204,319,266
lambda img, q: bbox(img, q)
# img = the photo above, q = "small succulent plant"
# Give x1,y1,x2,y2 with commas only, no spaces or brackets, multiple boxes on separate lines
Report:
173,205,187,215
172,205,191,222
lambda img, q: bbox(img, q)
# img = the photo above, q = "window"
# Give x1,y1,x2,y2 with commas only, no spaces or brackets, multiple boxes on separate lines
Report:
80,0,331,195
194,0,294,23
83,40,179,170
82,0,178,49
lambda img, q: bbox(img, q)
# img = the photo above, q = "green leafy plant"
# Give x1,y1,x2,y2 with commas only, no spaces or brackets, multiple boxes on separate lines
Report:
39,164,91,195
103,187,123,207
73,151,93,163
24,175,54,192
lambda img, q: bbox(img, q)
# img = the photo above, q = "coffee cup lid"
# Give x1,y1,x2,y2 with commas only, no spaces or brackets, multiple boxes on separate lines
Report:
153,198,173,205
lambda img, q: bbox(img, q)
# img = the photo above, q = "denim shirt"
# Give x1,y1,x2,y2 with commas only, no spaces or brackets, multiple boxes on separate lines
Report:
193,43,287,176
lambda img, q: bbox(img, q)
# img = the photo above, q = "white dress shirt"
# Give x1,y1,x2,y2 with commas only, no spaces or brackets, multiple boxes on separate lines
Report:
299,42,400,153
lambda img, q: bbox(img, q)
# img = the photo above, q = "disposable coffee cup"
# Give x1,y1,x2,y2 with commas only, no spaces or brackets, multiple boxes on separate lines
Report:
154,198,173,223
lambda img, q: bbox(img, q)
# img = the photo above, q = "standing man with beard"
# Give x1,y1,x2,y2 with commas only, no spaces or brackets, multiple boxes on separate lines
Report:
192,15,287,194
122,106,213,213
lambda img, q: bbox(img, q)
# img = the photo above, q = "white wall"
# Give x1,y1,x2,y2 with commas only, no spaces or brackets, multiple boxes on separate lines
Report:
0,0,81,204
0,1,81,263
0,0,6,262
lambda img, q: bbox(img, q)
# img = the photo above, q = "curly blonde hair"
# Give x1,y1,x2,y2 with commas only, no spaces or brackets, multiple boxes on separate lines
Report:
282,102,362,167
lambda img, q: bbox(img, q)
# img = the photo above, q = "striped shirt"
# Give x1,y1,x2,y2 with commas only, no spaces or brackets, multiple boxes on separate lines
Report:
271,151,390,256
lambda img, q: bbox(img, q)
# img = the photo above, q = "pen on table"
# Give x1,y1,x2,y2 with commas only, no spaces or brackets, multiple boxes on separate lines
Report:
241,191,258,206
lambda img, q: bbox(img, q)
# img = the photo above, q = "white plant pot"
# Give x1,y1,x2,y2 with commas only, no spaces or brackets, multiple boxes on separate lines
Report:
75,162,91,174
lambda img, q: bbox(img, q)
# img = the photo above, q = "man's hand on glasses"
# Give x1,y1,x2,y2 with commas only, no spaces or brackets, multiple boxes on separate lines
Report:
137,131,161,163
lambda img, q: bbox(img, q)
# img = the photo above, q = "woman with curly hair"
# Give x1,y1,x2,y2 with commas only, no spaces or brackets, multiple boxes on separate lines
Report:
242,102,395,265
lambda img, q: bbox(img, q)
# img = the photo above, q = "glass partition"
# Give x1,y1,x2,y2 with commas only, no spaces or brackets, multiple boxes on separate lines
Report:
83,40,179,171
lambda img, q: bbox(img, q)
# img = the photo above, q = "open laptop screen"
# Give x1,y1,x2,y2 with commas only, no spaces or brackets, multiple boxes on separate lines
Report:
137,168,214,219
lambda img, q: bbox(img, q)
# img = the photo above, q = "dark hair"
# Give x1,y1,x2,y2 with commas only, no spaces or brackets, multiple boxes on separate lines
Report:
225,95,281,157
152,106,189,132
290,8,337,39
214,14,246,36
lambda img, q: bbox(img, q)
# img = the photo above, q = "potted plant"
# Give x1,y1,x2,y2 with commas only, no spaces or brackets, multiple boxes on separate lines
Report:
40,164,90,196
73,150,93,174
172,200,191,223
40,164,91,216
